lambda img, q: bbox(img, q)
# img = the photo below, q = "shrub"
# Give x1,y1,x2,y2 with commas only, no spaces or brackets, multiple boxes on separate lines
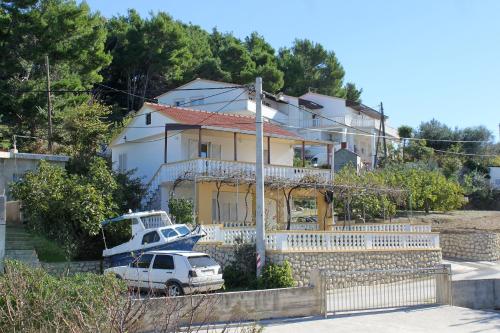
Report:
0,260,127,332
168,198,195,224
223,241,257,290
257,261,295,289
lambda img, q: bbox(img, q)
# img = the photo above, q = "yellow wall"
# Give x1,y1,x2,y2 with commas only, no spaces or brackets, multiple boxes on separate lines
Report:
194,181,332,230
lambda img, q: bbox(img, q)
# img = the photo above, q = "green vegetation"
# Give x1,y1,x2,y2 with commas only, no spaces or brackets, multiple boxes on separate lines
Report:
168,198,195,224
333,164,465,221
30,233,68,262
1,0,363,152
258,261,295,289
0,260,126,332
223,241,295,290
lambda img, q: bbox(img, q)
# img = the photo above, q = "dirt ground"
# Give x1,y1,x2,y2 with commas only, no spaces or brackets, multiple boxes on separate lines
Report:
392,210,500,232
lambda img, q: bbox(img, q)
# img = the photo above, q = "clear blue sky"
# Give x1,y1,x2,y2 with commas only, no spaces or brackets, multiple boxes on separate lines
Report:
84,0,500,141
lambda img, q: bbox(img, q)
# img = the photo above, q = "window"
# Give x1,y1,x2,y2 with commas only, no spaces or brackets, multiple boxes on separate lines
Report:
175,226,191,236
130,254,154,268
200,143,209,158
118,153,127,173
145,112,151,125
495,179,500,186
189,96,204,106
141,231,160,245
188,255,217,268
161,228,178,239
153,255,174,270
174,98,184,106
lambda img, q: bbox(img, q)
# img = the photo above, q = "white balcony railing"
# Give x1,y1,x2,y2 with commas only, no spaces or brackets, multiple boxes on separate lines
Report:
300,115,399,138
141,158,332,207
199,224,440,252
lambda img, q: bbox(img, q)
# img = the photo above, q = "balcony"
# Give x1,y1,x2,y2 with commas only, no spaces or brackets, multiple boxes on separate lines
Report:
142,158,333,207
301,115,399,138
160,158,331,182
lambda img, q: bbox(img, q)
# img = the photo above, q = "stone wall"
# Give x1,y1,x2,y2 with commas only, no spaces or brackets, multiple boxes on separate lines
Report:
194,243,236,268
268,250,442,286
195,243,442,287
440,231,500,261
41,261,102,276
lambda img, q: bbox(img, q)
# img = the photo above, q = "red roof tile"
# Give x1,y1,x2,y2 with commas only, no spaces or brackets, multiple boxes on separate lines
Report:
144,103,300,139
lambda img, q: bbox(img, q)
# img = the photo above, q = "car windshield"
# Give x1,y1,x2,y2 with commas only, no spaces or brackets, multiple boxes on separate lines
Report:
161,228,178,238
188,255,218,268
175,226,191,236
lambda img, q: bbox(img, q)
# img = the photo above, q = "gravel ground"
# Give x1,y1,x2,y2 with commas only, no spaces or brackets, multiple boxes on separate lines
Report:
391,210,500,232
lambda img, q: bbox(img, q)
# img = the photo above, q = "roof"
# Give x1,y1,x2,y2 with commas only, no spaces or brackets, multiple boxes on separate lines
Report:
144,103,301,140
154,78,243,99
346,101,386,120
0,151,69,162
144,250,208,257
299,98,323,110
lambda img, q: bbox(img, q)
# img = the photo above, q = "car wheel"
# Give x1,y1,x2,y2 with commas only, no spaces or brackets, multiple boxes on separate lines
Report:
166,282,184,297
115,274,122,280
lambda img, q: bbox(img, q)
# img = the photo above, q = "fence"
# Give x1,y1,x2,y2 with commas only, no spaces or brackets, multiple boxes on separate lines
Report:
200,224,440,252
331,223,432,233
320,265,452,315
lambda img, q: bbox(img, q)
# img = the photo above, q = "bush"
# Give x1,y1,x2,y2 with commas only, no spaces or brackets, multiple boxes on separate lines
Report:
223,242,256,290
168,198,195,224
0,260,127,332
257,261,295,289
10,158,144,260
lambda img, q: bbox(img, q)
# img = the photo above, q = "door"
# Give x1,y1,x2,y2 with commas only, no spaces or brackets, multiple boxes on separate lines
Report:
128,254,154,289
150,254,175,290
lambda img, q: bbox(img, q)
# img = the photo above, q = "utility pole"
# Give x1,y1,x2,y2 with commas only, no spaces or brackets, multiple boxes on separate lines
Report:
45,55,53,153
255,77,265,277
380,102,387,160
0,194,5,272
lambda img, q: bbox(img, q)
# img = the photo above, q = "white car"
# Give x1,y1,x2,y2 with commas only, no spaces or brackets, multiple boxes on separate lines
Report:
105,250,224,296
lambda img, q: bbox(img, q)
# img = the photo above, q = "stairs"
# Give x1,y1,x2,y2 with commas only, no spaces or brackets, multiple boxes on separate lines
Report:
5,225,40,267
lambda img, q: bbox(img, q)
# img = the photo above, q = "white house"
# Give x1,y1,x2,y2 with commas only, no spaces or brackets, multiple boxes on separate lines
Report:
490,166,500,189
155,78,399,169
110,103,333,229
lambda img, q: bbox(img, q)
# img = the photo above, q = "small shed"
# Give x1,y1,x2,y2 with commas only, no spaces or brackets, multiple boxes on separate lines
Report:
334,148,362,173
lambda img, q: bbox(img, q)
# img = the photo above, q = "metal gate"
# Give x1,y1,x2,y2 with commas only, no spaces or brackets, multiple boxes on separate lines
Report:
320,265,452,315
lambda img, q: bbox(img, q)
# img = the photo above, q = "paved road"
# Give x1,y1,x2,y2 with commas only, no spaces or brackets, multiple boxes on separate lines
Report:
444,259,500,280
260,306,500,333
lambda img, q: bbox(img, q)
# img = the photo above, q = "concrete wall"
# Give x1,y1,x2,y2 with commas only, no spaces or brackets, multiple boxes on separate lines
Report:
452,279,500,310
140,284,322,330
0,152,68,200
440,231,500,261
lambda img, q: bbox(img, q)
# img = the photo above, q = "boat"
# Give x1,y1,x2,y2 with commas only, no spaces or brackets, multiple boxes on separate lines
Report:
101,210,205,267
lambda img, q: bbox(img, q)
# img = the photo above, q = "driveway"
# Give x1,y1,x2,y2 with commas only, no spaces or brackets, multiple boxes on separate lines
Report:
260,306,500,333
443,259,500,280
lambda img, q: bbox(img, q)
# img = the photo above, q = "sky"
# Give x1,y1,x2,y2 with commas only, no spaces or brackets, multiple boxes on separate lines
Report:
84,0,500,141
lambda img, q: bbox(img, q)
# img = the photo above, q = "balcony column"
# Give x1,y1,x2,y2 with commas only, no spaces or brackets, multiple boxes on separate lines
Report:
233,132,237,161
164,125,168,163
326,144,332,166
198,128,202,158
301,141,305,167
267,136,271,165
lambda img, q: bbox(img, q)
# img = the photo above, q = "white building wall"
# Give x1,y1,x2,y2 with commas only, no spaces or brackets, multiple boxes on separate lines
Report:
490,167,500,189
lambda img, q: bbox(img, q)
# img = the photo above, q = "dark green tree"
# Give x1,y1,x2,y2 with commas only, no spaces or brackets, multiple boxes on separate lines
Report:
343,82,363,102
0,0,111,151
278,39,345,97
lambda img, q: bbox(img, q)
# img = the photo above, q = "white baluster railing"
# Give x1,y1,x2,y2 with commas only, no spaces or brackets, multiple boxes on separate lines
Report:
199,225,440,251
331,223,431,233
